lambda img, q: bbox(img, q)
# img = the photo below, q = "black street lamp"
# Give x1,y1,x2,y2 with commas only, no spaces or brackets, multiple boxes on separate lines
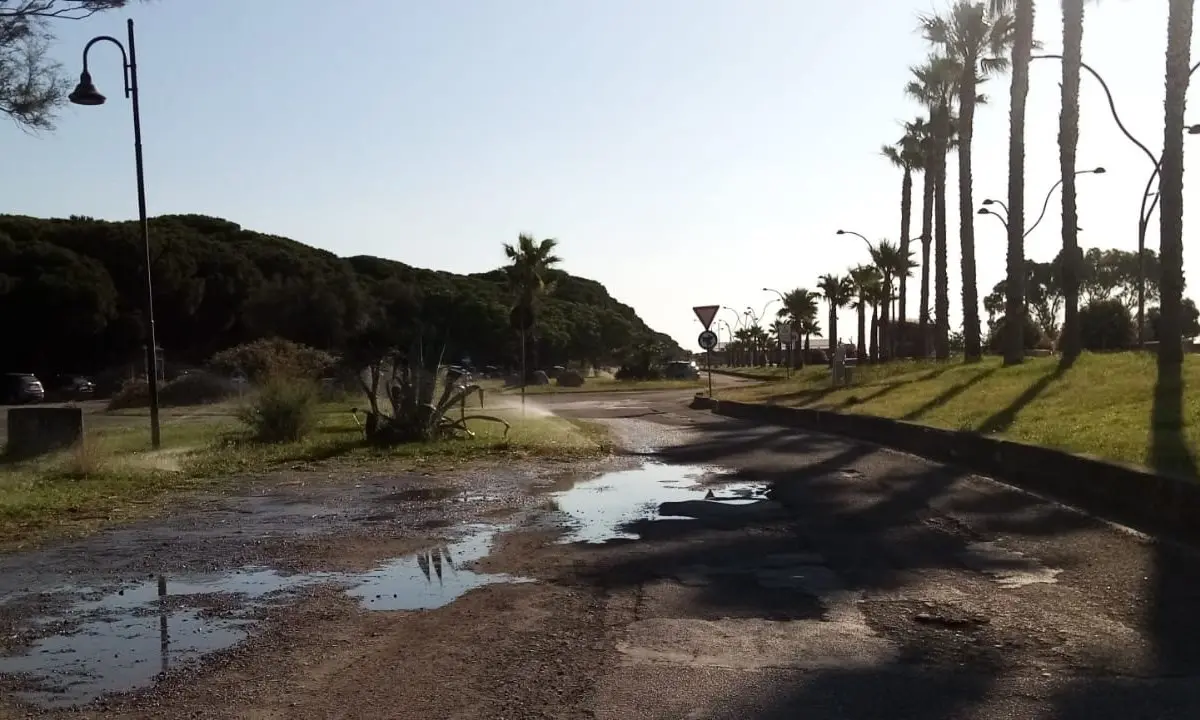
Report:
69,19,161,449
835,228,876,253
980,167,1104,237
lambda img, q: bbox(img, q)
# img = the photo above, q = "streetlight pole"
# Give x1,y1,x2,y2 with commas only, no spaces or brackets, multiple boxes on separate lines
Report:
836,229,876,253
69,19,160,449
980,166,1104,238
763,288,789,374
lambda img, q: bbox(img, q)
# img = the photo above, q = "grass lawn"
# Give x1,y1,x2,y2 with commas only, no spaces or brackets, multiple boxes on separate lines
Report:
0,397,610,547
721,352,1200,479
491,377,705,394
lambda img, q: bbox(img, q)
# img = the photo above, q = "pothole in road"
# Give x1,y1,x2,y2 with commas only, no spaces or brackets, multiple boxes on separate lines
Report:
0,525,525,710
545,462,774,544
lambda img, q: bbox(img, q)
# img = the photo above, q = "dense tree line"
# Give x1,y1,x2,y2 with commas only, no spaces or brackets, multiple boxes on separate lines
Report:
0,214,681,376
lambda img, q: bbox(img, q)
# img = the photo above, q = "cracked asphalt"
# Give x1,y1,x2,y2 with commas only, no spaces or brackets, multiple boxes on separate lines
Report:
2,375,1199,718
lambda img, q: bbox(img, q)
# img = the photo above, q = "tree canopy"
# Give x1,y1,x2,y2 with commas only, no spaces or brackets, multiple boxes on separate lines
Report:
0,214,682,374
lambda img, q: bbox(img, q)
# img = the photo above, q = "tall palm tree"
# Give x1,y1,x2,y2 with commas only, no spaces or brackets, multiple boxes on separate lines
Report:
881,124,925,352
1158,0,1194,366
503,234,561,384
921,1,1015,362
798,317,822,361
906,117,936,358
907,57,959,360
849,265,882,362
817,274,854,364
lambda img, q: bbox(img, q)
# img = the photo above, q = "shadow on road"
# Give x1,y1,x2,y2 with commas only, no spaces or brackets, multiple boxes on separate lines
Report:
582,416,1200,718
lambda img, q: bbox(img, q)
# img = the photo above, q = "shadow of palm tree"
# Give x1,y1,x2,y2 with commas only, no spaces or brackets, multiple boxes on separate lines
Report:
835,367,954,410
1148,359,1197,478
976,356,1077,436
901,368,998,422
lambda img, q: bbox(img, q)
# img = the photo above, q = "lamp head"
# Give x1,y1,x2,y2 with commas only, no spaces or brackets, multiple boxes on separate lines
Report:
68,71,106,106
1189,125,1200,135
977,208,990,215
982,199,996,206
1091,166,1107,174
835,229,846,235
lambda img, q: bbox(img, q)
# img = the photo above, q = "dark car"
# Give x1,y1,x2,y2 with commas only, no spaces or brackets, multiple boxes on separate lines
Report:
663,361,701,380
1,373,45,404
48,375,96,401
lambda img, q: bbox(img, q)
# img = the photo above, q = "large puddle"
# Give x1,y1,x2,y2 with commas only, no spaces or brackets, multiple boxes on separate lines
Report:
549,462,768,543
0,526,516,709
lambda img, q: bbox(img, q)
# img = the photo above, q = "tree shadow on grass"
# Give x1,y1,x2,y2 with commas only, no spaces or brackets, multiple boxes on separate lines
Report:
975,354,1077,436
900,368,999,422
1148,359,1197,479
834,367,953,411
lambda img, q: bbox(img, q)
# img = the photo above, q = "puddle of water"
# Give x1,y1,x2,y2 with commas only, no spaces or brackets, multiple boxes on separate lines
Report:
345,524,528,611
0,568,331,709
549,463,767,544
0,526,526,709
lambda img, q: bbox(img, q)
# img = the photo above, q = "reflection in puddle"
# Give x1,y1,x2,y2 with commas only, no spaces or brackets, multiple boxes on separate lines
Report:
550,463,767,544
346,524,527,611
0,526,523,709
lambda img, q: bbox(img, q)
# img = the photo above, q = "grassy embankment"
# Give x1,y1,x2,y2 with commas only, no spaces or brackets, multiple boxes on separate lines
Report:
720,352,1200,479
0,396,609,547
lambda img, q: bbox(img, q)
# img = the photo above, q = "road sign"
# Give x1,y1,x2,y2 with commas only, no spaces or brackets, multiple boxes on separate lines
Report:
693,305,720,330
697,330,719,351
776,322,793,338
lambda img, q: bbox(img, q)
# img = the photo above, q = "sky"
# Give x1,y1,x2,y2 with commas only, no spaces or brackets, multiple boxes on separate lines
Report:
2,0,1197,352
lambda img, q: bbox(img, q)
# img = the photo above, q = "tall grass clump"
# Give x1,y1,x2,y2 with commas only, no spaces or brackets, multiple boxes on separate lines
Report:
236,375,320,443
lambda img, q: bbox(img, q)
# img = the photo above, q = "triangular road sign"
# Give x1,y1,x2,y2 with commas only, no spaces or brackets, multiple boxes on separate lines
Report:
693,305,720,330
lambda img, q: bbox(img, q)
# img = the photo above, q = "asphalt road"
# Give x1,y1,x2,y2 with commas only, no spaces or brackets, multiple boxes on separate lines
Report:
536,388,1200,719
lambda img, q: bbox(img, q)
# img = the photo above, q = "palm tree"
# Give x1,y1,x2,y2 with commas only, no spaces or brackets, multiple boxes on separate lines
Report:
869,239,916,360
907,56,960,360
1056,0,1087,362
921,2,1015,362
881,124,925,352
503,234,561,384
906,117,937,357
777,288,819,367
817,274,854,365
798,317,822,361
1158,0,1194,366
849,265,882,362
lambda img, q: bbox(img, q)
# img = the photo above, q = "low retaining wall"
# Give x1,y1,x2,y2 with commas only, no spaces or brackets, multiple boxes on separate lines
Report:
5,407,84,459
712,400,1200,544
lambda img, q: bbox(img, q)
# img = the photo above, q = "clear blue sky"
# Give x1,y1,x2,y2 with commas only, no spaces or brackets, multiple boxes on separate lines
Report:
2,0,1195,351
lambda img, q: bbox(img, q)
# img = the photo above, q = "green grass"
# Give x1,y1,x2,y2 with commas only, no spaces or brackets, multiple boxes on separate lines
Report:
0,397,610,547
712,366,791,380
722,352,1200,479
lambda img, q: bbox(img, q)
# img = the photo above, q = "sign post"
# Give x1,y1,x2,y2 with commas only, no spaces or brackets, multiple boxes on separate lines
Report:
697,329,718,397
694,306,721,397
776,322,793,379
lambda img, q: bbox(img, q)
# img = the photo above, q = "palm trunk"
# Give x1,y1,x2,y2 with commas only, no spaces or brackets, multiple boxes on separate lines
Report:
934,101,951,360
1159,0,1194,367
898,167,914,356
828,304,838,367
1005,0,1035,366
919,167,934,358
879,276,890,362
1060,0,1084,362
857,300,867,362
958,78,982,362
870,305,879,362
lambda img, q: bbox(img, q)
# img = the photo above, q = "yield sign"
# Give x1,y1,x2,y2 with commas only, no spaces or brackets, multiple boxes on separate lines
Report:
693,305,720,330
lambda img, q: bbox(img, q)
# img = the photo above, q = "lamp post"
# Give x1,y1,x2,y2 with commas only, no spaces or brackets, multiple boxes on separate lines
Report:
763,288,790,372
835,229,876,253
69,19,160,449
980,167,1104,236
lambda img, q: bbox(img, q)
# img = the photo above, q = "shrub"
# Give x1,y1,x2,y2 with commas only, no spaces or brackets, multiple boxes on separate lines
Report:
236,375,320,443
107,377,150,410
1079,298,1134,351
986,314,1042,355
209,338,336,382
159,371,236,406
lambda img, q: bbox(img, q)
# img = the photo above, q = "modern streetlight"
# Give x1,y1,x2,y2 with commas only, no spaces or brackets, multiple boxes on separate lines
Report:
979,167,1105,238
835,229,876,253
70,19,160,449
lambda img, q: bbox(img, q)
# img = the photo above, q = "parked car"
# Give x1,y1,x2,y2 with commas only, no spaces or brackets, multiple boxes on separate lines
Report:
663,361,701,380
1,373,45,404
47,375,96,401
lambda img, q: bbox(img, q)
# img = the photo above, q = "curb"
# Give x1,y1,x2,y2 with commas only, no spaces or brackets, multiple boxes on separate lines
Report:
711,400,1200,545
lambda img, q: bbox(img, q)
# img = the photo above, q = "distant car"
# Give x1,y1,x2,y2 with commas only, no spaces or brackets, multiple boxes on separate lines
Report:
48,375,95,401
1,373,45,404
663,361,701,380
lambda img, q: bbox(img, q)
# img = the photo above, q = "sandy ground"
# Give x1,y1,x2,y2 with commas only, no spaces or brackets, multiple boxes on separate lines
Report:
3,375,1200,718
